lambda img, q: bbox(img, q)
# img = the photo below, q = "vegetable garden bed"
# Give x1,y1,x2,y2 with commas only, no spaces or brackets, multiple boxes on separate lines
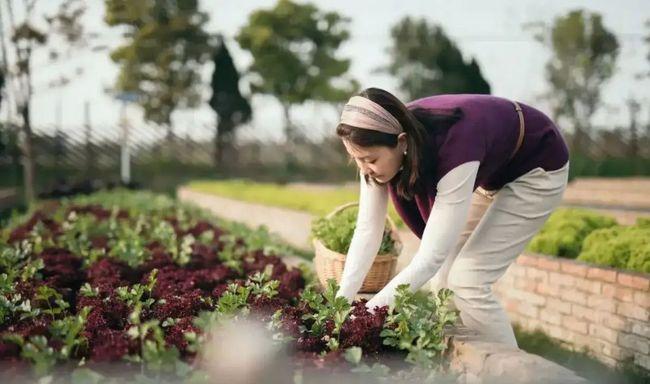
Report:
0,190,460,383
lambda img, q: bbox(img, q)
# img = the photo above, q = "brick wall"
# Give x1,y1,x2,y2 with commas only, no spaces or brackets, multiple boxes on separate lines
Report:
494,252,650,372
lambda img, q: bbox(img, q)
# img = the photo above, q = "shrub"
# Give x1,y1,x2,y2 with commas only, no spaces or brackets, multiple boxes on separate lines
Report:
578,218,650,273
527,208,617,258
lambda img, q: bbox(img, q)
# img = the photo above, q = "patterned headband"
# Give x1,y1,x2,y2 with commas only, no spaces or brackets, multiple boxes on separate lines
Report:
339,96,403,135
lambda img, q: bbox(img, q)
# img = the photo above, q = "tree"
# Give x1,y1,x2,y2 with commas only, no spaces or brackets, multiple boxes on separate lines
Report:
643,20,650,142
0,66,4,107
527,10,619,153
641,19,650,77
626,98,641,159
0,0,87,205
236,0,358,145
382,17,490,101
105,0,214,142
209,36,251,167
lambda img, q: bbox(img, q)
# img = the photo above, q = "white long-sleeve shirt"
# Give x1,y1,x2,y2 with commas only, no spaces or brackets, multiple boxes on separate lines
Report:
335,161,480,311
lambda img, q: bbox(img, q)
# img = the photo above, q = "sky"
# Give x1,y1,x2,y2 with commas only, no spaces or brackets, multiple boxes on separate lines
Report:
2,0,649,144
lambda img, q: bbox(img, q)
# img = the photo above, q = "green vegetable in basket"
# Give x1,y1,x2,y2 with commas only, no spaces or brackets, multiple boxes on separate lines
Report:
311,206,397,255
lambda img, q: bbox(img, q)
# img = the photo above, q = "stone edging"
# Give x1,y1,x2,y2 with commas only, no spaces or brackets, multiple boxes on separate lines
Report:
447,326,588,384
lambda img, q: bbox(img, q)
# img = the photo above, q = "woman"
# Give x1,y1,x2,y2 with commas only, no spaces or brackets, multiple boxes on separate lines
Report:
334,88,569,347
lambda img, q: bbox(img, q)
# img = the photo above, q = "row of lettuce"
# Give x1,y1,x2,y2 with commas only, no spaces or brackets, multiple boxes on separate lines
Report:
0,190,459,383
527,209,650,274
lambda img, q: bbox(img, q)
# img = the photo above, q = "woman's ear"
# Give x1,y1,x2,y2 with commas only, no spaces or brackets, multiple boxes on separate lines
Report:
397,132,408,152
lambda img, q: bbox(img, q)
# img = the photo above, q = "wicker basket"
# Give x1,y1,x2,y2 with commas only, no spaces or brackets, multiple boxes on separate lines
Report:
313,202,401,293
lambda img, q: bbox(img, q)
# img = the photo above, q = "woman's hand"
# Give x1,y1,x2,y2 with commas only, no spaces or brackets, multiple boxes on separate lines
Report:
364,297,386,314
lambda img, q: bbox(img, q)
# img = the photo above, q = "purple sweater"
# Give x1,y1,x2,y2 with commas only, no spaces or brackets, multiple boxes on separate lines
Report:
388,94,569,238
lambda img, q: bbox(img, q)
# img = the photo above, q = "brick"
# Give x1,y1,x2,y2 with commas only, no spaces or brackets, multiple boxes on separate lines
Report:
536,282,561,297
537,257,560,271
617,302,649,322
525,318,543,331
631,321,650,338
549,271,575,287
586,337,604,355
598,355,619,368
588,323,619,344
517,301,540,319
618,333,650,354
560,261,588,277
510,314,526,327
547,297,572,314
587,267,617,283
560,289,587,305
633,291,650,307
598,339,634,361
572,304,596,321
575,277,602,295
635,353,650,371
540,309,562,325
513,317,541,332
617,272,650,290
509,264,527,277
540,323,570,341
596,312,628,332
602,283,634,302
493,287,509,301
588,294,617,312
566,332,591,349
563,316,588,334
526,268,548,283
517,254,539,267
512,290,546,306
497,274,515,287
502,298,520,313
514,277,537,292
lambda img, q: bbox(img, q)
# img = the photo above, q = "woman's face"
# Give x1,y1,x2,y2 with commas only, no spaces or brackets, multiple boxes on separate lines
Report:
342,133,407,184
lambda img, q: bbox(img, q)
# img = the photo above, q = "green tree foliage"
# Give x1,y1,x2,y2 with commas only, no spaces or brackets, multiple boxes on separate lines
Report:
209,36,251,167
236,0,358,144
0,0,87,205
642,19,650,79
383,16,491,101
105,0,214,138
528,10,619,153
0,67,4,108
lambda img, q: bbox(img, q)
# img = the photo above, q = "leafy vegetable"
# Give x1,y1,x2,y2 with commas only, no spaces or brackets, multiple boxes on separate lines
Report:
577,218,650,273
311,207,397,254
380,285,458,369
527,208,617,258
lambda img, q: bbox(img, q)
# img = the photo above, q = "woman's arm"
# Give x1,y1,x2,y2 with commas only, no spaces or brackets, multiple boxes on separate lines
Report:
335,171,389,302
365,161,480,311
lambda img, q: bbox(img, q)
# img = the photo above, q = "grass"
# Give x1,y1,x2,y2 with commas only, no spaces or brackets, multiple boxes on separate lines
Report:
514,324,649,384
185,179,405,228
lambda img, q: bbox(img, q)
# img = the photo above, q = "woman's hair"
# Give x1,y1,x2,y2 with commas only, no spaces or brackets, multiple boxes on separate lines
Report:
336,87,463,200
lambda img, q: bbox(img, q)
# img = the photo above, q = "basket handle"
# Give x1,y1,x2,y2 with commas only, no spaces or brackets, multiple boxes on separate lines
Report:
326,201,399,233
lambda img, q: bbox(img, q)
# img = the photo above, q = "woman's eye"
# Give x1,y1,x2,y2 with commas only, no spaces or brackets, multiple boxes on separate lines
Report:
369,159,376,164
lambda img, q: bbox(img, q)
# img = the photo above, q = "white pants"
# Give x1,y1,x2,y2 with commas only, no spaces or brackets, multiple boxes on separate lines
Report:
428,161,570,347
